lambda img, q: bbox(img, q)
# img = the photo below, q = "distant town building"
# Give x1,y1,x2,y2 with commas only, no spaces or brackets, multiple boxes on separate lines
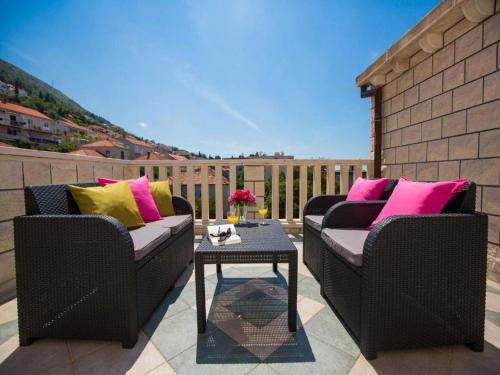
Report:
88,125,121,140
224,151,294,160
271,151,294,159
134,151,166,161
53,118,95,144
0,81,28,98
0,102,61,145
166,153,188,161
121,135,154,159
68,149,105,158
154,143,173,154
170,149,191,159
0,82,9,96
80,139,128,159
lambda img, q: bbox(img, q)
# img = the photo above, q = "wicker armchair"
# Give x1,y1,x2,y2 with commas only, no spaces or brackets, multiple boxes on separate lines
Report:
320,182,488,359
302,179,397,281
14,183,194,348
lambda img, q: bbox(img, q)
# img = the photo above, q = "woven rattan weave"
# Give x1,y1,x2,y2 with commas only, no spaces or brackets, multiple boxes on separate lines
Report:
195,220,297,334
15,183,194,348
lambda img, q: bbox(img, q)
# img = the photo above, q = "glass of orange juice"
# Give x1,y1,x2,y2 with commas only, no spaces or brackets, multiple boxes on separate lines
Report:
227,209,239,225
258,205,269,225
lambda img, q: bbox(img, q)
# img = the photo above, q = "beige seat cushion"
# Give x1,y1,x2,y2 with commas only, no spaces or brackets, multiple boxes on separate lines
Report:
321,228,370,267
304,215,324,232
129,224,172,261
149,214,192,234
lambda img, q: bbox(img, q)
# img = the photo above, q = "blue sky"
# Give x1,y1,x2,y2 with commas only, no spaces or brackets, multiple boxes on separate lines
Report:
1,0,438,158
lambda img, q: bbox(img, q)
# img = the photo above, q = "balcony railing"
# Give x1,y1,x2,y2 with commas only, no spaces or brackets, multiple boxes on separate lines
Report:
131,158,373,232
0,146,372,234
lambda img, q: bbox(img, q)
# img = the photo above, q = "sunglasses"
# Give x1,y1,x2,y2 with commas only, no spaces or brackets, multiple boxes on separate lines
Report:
210,227,232,242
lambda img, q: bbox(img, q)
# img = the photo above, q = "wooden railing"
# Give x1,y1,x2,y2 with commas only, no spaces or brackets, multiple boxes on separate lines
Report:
129,158,373,232
0,146,371,287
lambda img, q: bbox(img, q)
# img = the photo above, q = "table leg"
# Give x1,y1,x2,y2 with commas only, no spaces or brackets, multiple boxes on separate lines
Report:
195,256,206,333
288,253,298,332
273,262,278,272
217,263,222,273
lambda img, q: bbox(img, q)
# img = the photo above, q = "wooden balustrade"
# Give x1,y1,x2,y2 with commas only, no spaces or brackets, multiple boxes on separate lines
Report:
129,158,373,233
0,146,371,287
0,146,372,236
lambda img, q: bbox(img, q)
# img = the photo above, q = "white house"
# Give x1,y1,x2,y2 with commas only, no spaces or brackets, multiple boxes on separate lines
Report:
0,101,60,145
53,118,95,144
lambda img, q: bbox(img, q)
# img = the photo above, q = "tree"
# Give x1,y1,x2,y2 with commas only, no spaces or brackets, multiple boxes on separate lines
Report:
17,139,32,149
14,79,19,98
264,166,339,218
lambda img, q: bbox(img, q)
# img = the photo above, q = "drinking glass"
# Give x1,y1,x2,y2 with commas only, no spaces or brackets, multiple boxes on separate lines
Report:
227,208,239,225
258,205,269,225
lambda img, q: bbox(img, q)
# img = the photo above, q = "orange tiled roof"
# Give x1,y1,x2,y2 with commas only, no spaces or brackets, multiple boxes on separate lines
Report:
88,125,120,138
167,153,188,161
166,169,229,184
0,102,51,121
81,139,126,149
125,136,153,148
69,149,105,158
59,118,90,132
134,152,166,161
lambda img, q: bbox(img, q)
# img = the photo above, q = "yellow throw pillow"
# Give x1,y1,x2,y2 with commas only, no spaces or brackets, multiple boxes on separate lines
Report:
149,181,175,217
68,181,145,229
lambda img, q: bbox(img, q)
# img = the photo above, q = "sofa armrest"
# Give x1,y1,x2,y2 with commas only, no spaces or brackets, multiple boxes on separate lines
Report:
303,195,347,216
14,214,138,340
14,214,134,257
360,213,488,354
323,201,386,229
173,196,193,216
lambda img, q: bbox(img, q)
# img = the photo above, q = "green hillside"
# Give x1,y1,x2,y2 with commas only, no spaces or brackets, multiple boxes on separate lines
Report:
0,59,188,154
0,58,110,127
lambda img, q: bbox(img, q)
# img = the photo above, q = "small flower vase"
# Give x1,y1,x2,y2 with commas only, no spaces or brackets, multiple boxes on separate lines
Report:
236,205,248,224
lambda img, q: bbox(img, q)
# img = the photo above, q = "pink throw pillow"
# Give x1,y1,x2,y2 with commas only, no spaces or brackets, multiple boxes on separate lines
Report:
368,177,468,230
98,176,162,222
346,177,390,201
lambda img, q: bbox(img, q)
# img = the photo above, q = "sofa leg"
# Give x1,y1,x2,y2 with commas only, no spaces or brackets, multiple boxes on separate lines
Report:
320,284,326,298
468,341,484,352
19,335,32,346
362,349,378,360
122,335,137,349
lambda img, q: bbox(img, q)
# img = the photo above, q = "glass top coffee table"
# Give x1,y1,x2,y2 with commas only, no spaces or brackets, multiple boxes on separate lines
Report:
195,220,298,334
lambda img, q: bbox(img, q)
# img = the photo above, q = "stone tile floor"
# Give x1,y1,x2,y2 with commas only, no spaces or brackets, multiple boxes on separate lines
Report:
0,235,499,374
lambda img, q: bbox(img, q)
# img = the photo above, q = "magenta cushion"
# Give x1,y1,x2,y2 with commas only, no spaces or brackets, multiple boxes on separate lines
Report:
98,176,162,222
368,177,468,229
346,177,389,201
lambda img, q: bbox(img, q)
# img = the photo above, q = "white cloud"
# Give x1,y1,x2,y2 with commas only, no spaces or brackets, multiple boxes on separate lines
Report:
2,42,40,66
138,122,148,128
175,63,262,133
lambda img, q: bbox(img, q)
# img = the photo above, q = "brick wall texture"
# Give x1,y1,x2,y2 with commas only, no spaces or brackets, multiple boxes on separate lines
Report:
379,6,500,281
0,157,126,293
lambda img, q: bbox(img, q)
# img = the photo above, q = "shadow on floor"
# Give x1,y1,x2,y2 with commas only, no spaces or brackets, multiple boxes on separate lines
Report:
367,341,500,375
196,272,315,364
0,265,195,374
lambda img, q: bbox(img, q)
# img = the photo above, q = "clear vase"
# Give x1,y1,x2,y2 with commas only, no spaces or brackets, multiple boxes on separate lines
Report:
236,205,248,224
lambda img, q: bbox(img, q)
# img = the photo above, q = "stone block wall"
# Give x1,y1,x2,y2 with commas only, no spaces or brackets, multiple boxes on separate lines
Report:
0,149,130,298
379,5,500,281
244,165,265,219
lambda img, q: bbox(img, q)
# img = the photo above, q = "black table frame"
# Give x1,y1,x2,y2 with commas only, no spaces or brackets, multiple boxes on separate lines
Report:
195,220,298,334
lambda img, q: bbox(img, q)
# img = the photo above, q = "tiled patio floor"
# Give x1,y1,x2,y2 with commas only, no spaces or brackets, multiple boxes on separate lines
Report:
1,236,500,374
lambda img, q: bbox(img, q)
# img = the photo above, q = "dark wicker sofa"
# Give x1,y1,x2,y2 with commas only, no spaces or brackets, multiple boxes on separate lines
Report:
302,179,398,281
14,183,194,348
319,182,488,359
